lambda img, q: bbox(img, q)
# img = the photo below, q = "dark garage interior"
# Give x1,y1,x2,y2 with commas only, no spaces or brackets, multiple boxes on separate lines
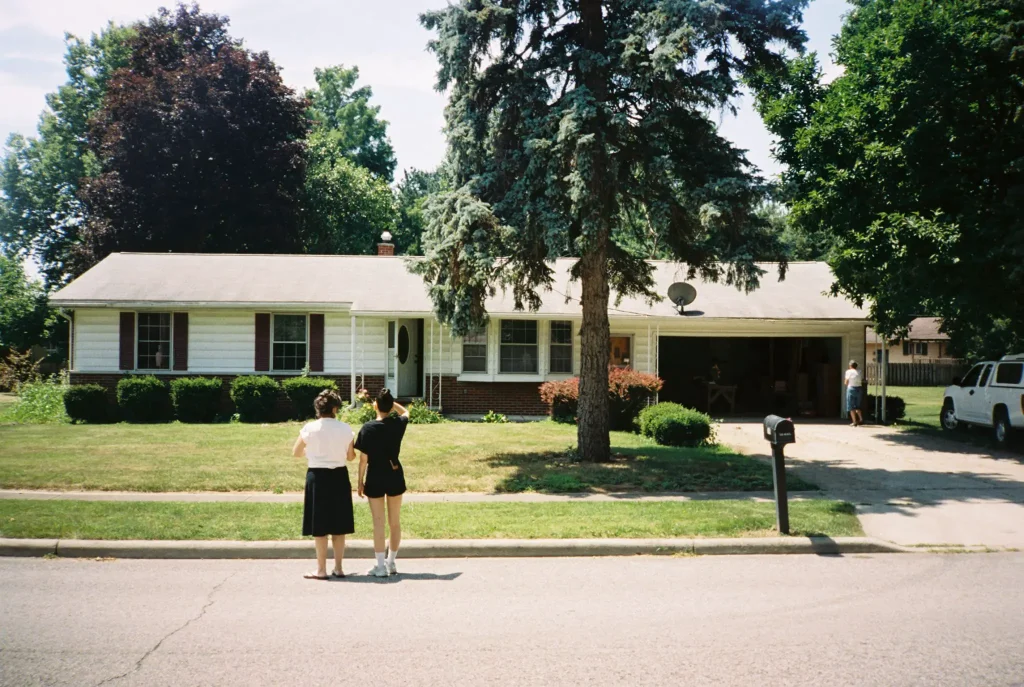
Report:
658,336,843,418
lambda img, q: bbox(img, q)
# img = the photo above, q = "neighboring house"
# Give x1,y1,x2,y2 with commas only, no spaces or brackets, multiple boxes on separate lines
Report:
866,318,957,363
49,247,870,418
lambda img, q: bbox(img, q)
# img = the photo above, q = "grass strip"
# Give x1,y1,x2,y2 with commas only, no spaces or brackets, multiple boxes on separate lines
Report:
0,422,816,493
0,499,862,540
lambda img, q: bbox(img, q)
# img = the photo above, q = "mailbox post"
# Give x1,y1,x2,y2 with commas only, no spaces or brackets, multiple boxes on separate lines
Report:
763,415,795,535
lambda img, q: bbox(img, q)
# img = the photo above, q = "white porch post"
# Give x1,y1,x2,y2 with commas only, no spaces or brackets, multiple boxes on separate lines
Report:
350,314,357,405
429,319,435,408
439,325,444,411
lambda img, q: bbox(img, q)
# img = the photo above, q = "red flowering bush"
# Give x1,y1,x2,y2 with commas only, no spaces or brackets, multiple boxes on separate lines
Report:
540,368,663,430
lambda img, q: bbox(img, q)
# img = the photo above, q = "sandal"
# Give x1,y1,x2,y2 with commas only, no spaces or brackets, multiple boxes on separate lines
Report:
303,572,330,581
330,570,346,579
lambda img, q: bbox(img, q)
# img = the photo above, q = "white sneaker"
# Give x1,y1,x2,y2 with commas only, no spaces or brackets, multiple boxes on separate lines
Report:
366,564,389,578
386,547,397,576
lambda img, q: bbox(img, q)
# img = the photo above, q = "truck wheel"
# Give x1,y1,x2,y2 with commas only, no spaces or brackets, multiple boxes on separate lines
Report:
993,408,1011,445
941,401,958,431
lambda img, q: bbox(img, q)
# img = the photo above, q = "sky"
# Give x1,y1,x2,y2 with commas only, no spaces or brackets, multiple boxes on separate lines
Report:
1,0,852,180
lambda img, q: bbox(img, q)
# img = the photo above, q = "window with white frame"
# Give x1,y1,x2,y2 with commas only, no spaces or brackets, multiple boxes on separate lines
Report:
549,321,573,374
462,327,488,373
273,314,308,371
137,313,171,370
500,320,538,374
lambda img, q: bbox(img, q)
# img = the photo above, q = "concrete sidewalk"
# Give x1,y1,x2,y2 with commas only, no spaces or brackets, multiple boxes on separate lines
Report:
719,421,1024,549
0,535,909,559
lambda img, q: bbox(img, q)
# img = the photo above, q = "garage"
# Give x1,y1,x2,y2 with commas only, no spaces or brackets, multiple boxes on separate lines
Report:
658,336,843,418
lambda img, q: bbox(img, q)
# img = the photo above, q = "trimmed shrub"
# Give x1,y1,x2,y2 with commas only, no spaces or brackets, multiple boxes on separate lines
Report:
608,368,664,431
64,384,111,424
540,377,579,423
637,402,714,447
281,377,338,420
408,400,445,424
865,394,907,423
230,376,281,423
117,376,172,423
1,377,69,424
540,368,664,429
170,377,223,423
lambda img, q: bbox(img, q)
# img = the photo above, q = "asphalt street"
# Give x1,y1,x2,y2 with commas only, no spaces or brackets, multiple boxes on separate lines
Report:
2,553,1023,686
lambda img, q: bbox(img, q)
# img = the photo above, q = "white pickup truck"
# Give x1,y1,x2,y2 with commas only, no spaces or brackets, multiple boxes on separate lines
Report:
941,354,1024,444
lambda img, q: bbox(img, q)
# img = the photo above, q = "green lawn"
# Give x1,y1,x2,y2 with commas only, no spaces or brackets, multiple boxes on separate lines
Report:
887,386,945,428
0,392,17,407
0,421,815,493
0,499,861,540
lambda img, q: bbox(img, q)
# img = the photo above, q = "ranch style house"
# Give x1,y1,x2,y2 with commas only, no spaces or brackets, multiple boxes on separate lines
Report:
50,245,871,419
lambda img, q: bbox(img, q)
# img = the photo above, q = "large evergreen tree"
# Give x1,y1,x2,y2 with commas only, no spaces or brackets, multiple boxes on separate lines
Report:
418,0,806,460
754,0,1024,357
74,4,308,272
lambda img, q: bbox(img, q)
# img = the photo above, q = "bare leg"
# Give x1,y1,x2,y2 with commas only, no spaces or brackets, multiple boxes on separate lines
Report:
331,534,345,575
386,494,403,554
368,497,387,554
855,409,864,426
304,536,328,579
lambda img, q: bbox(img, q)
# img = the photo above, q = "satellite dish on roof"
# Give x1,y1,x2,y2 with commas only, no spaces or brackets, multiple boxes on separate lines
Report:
667,282,697,313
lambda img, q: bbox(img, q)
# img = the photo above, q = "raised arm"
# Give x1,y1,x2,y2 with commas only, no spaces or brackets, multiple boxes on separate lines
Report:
391,401,410,419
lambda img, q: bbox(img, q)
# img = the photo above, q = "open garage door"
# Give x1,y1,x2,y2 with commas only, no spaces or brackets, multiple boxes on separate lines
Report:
658,336,843,418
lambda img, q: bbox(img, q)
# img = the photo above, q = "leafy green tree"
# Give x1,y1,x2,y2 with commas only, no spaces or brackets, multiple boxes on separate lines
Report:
300,131,398,255
393,167,447,255
0,23,134,287
754,0,1024,356
418,0,806,461
0,256,52,352
74,4,308,273
305,65,397,182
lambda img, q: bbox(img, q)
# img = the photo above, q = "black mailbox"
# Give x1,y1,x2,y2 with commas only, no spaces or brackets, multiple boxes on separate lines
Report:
763,415,795,535
763,415,795,445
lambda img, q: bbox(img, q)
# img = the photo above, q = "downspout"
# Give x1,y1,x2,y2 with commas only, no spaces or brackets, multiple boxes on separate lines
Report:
881,339,888,424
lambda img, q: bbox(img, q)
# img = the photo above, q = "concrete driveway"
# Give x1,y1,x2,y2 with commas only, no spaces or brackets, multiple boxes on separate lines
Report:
719,421,1024,549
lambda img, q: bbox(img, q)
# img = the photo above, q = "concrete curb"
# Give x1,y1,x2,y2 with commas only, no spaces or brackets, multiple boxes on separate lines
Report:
0,536,912,559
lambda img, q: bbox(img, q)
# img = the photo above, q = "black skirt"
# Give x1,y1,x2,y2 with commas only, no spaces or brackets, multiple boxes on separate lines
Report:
302,467,355,537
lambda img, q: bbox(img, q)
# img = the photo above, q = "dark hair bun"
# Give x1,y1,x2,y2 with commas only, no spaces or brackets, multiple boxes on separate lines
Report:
376,387,395,413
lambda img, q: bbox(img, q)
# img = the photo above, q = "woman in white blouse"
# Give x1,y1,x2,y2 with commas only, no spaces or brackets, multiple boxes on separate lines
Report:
292,390,356,580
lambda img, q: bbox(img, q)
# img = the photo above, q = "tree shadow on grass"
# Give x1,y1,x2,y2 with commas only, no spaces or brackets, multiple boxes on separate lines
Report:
486,444,817,494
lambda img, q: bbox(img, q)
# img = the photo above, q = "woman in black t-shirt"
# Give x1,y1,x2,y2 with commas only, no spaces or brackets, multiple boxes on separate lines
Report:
355,388,409,577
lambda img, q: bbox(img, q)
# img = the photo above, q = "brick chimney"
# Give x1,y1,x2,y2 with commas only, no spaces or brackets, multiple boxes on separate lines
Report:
377,231,395,256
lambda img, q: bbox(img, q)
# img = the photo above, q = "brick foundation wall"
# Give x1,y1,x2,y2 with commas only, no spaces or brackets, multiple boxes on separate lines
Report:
431,376,548,416
69,373,387,417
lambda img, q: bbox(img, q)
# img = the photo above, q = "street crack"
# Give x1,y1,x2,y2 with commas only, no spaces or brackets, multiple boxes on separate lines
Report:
94,571,236,686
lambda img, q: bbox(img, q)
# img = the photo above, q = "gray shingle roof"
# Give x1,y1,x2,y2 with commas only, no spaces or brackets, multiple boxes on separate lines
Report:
866,317,947,343
50,253,869,320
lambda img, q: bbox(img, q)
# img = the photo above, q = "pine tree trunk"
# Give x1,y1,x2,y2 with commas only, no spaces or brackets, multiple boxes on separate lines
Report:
577,239,611,462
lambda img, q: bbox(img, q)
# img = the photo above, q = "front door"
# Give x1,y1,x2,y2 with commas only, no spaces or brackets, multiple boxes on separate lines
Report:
610,336,632,368
396,318,420,397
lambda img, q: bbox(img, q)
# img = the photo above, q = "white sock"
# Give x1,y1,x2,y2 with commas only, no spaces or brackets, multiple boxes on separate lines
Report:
387,549,397,565
375,552,386,567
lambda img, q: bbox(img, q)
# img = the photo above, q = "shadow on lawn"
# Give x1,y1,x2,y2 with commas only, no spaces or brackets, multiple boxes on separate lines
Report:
486,445,817,494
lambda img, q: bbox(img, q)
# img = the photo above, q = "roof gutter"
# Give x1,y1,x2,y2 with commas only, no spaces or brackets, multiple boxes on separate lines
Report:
49,300,354,311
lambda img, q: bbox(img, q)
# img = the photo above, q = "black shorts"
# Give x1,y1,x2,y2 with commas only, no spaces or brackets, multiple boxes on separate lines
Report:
363,460,406,499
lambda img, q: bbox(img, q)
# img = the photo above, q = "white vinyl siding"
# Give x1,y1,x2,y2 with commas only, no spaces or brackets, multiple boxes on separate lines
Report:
73,309,120,371
188,310,255,374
